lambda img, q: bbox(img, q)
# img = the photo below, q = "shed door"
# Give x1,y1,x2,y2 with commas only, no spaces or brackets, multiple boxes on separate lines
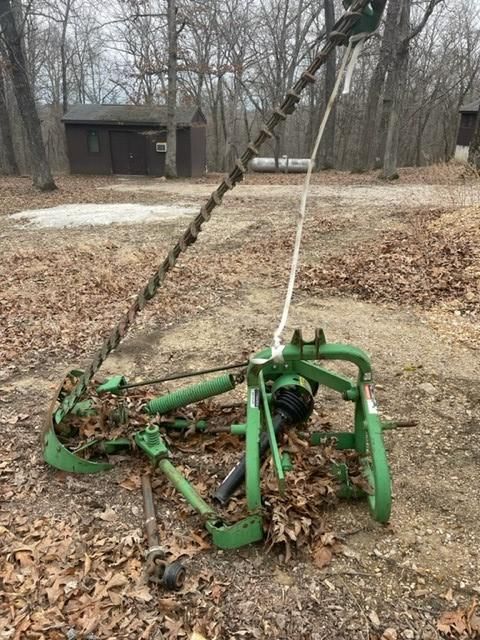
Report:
110,131,147,175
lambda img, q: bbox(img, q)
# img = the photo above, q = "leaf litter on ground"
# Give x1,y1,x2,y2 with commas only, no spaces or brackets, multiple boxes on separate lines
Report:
3,373,364,637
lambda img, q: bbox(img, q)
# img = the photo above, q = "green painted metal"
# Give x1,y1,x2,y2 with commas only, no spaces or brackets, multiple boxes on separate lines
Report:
231,423,246,436
70,400,95,417
294,360,354,395
281,452,293,472
206,515,264,550
310,431,356,449
43,428,113,473
157,458,216,519
332,462,364,499
135,425,169,462
145,374,236,415
358,382,391,523
43,369,114,473
96,375,127,395
343,0,384,35
244,386,262,512
43,328,393,550
259,371,285,492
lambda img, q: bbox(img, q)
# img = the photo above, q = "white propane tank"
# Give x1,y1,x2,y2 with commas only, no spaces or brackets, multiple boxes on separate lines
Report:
250,156,310,173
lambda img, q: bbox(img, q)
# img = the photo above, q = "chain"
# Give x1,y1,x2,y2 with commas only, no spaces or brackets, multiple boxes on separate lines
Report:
54,0,373,424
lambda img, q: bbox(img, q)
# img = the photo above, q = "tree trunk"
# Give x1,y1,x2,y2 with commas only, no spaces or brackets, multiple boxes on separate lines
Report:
0,0,56,190
353,0,401,172
468,108,480,168
318,0,336,169
381,0,410,180
0,65,18,174
60,0,72,114
165,0,177,178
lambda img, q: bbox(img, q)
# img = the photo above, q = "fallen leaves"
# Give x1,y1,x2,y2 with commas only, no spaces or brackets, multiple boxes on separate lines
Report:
437,600,480,639
0,509,224,639
299,206,480,318
312,544,333,569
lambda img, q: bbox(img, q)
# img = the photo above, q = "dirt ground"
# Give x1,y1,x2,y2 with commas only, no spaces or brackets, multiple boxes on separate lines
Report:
1,169,479,640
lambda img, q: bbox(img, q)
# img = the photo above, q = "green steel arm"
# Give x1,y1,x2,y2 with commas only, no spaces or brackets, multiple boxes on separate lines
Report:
293,360,355,394
259,371,285,493
358,382,391,523
245,385,262,512
157,458,216,520
250,342,372,377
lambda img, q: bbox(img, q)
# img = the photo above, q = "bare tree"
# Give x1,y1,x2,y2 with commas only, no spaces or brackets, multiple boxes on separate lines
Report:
0,53,18,174
318,0,335,169
381,0,445,179
0,0,56,189
2,0,478,177
165,0,177,177
353,0,401,172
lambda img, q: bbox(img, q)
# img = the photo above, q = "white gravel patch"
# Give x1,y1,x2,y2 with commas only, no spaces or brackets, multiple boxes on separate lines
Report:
10,202,198,229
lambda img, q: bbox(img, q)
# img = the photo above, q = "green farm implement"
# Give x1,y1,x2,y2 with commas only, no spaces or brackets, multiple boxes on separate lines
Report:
43,329,394,550
42,0,392,571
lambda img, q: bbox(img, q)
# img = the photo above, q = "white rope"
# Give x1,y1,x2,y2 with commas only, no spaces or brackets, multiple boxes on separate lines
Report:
343,36,365,95
271,39,358,355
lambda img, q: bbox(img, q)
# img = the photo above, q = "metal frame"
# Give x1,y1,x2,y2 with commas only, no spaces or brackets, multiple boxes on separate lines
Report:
43,330,393,549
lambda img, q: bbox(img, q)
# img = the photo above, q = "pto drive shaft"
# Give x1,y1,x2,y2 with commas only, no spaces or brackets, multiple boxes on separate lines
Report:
213,383,314,505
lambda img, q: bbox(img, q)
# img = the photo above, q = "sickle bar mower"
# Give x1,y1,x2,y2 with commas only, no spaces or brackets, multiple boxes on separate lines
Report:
43,329,393,550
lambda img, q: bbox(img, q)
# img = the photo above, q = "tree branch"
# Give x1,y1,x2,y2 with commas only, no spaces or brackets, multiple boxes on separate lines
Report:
405,0,444,44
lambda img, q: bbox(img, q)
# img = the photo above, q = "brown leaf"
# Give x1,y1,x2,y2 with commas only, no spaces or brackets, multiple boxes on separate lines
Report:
368,610,380,628
442,587,454,601
14,549,34,568
312,545,333,569
105,573,129,590
83,553,92,578
437,610,467,635
273,567,295,586
119,473,142,491
98,507,117,522
129,584,153,602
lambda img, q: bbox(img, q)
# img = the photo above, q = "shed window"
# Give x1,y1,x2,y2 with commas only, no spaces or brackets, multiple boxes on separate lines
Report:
87,129,100,153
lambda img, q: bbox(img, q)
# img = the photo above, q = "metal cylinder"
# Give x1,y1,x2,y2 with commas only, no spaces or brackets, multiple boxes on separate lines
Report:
158,458,216,519
250,157,310,173
145,374,236,415
213,413,285,505
213,382,315,505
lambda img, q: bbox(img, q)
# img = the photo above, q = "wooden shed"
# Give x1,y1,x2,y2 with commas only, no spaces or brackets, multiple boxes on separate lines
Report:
455,99,479,162
62,104,207,177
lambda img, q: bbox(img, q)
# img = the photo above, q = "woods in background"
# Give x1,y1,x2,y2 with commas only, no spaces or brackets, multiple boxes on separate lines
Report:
0,0,479,182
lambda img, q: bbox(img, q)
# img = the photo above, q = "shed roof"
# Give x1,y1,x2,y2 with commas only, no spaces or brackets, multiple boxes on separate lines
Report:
460,99,479,113
62,104,206,126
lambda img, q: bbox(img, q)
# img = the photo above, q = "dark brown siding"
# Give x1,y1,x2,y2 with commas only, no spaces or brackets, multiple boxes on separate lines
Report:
190,125,206,177
65,124,112,174
145,130,167,176
65,119,206,177
176,128,191,177
457,112,478,146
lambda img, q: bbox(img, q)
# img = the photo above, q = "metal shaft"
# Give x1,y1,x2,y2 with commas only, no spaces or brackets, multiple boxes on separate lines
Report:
213,412,285,505
119,362,248,390
158,458,216,519
141,474,159,549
